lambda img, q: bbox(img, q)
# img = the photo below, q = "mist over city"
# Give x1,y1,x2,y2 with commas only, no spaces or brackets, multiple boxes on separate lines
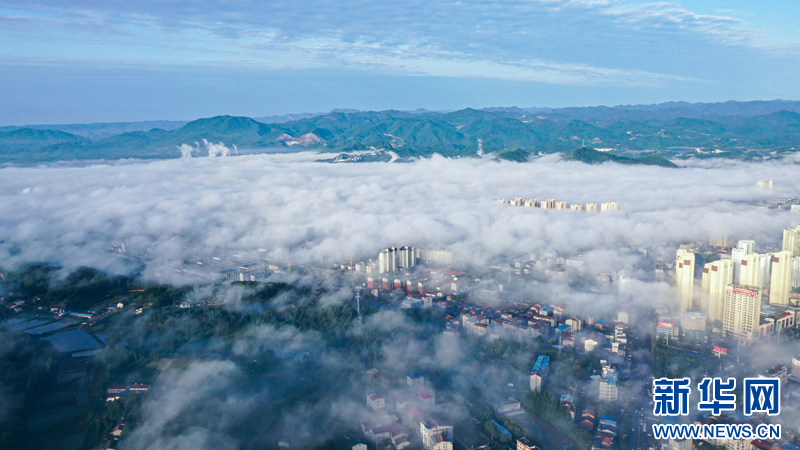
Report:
3,0,800,449
2,153,798,279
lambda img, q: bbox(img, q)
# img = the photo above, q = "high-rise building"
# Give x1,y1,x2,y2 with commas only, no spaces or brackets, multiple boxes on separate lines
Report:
701,259,734,323
378,247,397,274
792,256,800,289
739,253,765,289
585,203,598,212
541,199,556,209
738,240,756,254
722,284,762,342
731,240,755,282
770,251,793,305
599,377,618,401
379,246,418,274
419,248,452,266
398,246,415,270
676,249,695,312
600,201,618,212
598,361,618,400
784,225,800,257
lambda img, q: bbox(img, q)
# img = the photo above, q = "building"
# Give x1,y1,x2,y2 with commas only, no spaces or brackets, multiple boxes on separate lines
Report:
757,178,774,189
517,438,539,450
378,246,423,274
770,251,793,305
599,377,618,401
494,399,522,415
666,439,694,450
399,246,415,269
784,225,800,257
599,361,618,401
585,203,598,212
739,253,769,290
701,258,734,323
537,199,550,209
757,305,797,336
489,419,512,440
791,355,800,379
367,393,385,410
529,355,550,392
722,285,762,342
720,437,753,450
419,420,453,450
419,249,453,266
407,374,425,387
379,247,397,274
566,317,583,331
759,365,789,387
737,239,755,254
731,240,755,282
680,311,706,332
792,256,800,290
676,249,695,312
600,201,618,212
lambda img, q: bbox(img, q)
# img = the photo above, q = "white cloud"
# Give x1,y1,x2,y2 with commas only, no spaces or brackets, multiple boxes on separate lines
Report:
4,0,795,86
1,153,798,286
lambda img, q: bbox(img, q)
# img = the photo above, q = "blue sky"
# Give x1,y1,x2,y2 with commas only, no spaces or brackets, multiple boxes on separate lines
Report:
1,0,799,124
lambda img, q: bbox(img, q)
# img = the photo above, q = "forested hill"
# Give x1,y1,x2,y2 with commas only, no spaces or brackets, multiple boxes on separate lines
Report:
562,147,679,168
2,100,800,163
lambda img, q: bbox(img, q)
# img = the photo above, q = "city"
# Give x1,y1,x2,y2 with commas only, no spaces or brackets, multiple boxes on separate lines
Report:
3,198,800,448
3,1,800,449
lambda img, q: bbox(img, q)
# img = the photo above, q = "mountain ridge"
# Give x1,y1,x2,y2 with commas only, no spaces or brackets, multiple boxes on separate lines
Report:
2,100,800,163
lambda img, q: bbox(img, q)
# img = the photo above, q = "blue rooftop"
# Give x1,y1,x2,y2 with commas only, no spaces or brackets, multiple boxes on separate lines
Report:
490,419,511,437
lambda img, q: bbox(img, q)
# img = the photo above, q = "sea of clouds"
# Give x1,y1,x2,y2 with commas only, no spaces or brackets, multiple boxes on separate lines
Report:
1,152,798,283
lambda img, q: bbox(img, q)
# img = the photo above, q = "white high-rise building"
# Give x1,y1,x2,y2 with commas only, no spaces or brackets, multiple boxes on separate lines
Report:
419,249,452,266
760,252,773,290
676,249,695,312
378,247,394,274
731,240,755,282
738,240,756,254
600,202,618,212
770,251,793,305
379,246,417,274
398,246,416,270
701,259,734,323
792,256,800,289
599,377,618,401
739,253,765,289
723,285,762,342
784,225,800,257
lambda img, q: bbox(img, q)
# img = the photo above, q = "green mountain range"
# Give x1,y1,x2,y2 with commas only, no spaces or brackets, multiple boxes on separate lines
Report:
2,101,800,163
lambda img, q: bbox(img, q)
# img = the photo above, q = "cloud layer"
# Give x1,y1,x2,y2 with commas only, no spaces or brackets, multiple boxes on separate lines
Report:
1,153,798,284
1,0,796,85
